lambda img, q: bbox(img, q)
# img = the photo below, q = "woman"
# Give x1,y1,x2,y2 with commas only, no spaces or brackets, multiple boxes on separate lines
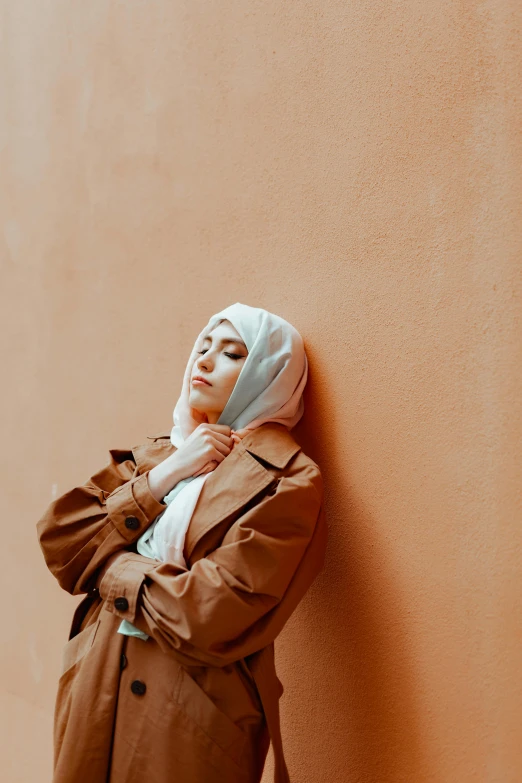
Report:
37,302,327,783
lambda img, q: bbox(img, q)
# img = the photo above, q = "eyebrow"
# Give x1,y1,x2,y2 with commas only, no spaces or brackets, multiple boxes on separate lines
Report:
202,335,247,350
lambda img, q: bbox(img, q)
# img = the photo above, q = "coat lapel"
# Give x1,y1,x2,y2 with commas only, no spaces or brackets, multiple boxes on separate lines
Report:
132,423,302,564
184,443,274,562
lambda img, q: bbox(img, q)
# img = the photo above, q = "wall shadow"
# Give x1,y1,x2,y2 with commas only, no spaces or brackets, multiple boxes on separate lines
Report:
283,367,429,782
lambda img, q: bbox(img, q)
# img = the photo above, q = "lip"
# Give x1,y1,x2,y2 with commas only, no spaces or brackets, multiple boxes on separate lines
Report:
192,376,212,387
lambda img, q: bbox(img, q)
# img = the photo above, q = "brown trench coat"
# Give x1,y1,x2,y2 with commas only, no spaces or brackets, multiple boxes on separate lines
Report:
36,422,327,783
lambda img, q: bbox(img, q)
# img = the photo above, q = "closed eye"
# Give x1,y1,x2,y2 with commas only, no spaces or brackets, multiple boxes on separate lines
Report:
196,350,243,360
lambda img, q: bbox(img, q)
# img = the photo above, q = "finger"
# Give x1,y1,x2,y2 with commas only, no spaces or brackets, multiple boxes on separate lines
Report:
206,424,232,435
210,449,230,462
210,431,234,448
208,436,233,456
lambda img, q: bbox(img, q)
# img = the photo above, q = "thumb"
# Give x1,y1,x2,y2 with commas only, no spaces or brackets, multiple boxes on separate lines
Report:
231,427,249,440
193,460,217,477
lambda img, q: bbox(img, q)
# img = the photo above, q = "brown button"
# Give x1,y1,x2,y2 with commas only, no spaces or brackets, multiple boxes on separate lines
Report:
125,516,140,530
114,596,129,612
120,653,127,670
131,679,146,695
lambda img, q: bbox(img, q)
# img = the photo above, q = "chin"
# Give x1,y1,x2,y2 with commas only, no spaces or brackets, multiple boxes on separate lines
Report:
189,392,210,408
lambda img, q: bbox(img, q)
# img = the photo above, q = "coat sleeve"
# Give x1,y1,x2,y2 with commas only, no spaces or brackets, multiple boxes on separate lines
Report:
98,463,326,668
36,448,168,595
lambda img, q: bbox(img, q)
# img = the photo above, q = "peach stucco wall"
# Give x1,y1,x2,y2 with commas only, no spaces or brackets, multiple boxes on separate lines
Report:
2,1,521,781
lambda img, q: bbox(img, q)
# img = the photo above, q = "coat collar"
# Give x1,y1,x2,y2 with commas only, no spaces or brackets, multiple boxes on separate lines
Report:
140,422,301,470
133,423,302,563
233,422,301,468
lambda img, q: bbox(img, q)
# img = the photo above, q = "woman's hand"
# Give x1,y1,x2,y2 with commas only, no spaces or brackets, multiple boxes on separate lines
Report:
192,427,247,476
148,424,248,500
171,423,234,479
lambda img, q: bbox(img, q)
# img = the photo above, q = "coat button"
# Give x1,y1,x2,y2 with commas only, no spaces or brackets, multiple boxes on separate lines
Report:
120,653,127,670
125,516,140,530
114,596,129,612
131,679,146,695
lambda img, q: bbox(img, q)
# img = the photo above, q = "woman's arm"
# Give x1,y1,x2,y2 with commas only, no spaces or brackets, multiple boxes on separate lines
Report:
97,462,327,668
36,447,182,595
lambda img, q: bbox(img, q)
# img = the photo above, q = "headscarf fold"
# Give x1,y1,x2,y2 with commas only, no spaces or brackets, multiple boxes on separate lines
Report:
118,302,308,640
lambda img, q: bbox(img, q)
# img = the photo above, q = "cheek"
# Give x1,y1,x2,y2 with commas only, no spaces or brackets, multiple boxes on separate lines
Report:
234,364,246,386
224,365,243,391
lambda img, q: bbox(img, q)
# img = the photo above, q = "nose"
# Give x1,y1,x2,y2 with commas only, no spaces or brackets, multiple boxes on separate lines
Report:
196,354,211,371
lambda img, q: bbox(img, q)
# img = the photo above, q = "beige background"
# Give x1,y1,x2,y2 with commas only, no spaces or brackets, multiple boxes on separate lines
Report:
1,1,521,781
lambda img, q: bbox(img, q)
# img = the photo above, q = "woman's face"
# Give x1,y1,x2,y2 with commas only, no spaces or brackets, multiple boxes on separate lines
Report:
189,320,248,424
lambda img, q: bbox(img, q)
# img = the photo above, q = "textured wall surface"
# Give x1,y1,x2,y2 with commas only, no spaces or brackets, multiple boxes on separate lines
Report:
1,1,521,781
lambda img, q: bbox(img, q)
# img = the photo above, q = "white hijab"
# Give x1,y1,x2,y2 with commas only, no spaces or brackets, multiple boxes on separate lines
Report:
118,302,308,639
